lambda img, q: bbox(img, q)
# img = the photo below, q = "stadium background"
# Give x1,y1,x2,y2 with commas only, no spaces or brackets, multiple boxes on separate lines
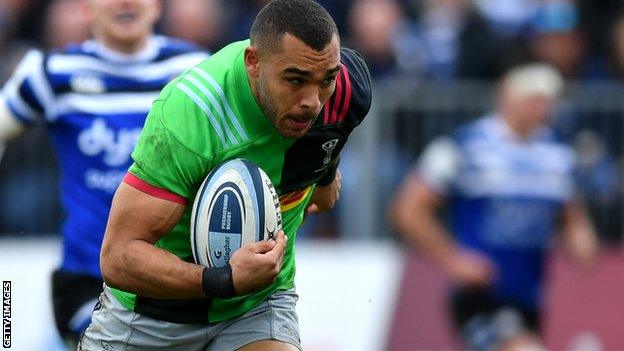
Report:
0,0,623,350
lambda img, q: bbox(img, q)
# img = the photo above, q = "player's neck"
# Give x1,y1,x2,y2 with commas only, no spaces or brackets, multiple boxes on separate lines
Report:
246,71,263,111
97,35,151,55
502,114,537,140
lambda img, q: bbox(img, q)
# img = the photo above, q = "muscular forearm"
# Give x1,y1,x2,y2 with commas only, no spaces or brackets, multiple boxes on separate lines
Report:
393,177,494,286
392,179,459,266
393,189,495,287
395,204,457,266
101,183,205,299
101,239,205,299
563,202,594,239
561,201,599,266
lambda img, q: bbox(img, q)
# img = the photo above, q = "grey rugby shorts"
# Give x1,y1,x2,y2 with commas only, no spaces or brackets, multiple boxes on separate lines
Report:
78,285,301,351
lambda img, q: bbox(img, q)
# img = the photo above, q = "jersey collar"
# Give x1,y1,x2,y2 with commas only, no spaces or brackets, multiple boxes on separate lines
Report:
488,113,553,143
83,35,161,63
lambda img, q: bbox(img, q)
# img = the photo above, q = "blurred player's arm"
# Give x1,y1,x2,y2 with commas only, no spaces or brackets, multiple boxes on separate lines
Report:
101,182,288,299
0,98,26,160
392,174,456,264
0,50,51,160
391,138,494,287
560,200,599,267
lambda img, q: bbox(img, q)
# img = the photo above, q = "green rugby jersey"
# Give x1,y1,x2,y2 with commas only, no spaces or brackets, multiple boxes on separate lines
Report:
111,40,372,323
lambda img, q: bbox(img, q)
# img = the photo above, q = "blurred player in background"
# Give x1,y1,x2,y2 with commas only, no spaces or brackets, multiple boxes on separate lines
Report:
79,0,371,350
392,63,598,351
0,0,207,347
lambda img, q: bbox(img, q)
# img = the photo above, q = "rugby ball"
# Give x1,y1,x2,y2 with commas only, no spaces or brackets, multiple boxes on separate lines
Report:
190,159,282,268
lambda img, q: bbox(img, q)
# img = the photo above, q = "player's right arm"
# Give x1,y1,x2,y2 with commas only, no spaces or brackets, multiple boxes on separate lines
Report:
0,99,26,159
100,182,287,299
390,137,495,287
100,89,285,299
100,182,203,298
0,50,53,160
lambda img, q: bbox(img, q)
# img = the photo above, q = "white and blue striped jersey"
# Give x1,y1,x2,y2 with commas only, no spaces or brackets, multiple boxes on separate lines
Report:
2,35,208,277
417,114,576,310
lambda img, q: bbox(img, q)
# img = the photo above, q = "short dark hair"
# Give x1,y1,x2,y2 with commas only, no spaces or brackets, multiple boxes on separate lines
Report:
250,0,339,53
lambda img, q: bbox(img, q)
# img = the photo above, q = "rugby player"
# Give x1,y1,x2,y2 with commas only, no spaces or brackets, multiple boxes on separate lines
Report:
392,63,598,351
0,0,206,347
80,0,372,350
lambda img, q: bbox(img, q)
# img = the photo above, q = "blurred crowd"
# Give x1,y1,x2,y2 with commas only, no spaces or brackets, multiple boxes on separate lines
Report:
1,0,624,243
2,0,624,81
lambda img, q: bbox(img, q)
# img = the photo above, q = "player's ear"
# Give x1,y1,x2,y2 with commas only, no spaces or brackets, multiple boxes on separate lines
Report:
245,46,261,79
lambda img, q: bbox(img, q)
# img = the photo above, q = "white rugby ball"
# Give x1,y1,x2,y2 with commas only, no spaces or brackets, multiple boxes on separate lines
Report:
190,159,282,268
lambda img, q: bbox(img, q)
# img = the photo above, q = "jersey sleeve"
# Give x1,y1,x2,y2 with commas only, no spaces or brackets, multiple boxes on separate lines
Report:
339,47,373,130
416,137,461,195
313,48,372,185
128,81,217,200
2,49,55,125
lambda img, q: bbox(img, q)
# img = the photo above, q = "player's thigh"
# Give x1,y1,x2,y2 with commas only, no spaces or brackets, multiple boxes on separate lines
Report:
206,289,301,351
449,287,497,330
449,289,540,351
237,339,299,351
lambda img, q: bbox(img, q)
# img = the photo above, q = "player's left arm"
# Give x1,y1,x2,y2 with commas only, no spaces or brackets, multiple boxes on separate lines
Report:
308,168,341,214
560,200,600,268
308,48,372,214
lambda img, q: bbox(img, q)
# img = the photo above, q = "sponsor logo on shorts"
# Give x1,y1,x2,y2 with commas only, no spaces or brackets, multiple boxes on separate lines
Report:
99,340,115,351
278,323,299,341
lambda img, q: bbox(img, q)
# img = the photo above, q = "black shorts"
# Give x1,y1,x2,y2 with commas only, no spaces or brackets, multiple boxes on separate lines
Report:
450,288,539,351
51,269,103,342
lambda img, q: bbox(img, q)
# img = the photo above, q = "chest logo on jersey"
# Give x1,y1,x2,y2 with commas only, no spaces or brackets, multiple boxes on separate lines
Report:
77,118,142,166
70,74,105,94
321,139,339,165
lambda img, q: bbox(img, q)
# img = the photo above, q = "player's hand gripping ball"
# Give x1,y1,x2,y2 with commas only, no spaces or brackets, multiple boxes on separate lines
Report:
190,159,283,268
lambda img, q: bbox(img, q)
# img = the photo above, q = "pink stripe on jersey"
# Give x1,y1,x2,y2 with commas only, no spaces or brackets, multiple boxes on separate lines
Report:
323,98,331,124
123,173,188,205
337,64,352,123
331,68,344,124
